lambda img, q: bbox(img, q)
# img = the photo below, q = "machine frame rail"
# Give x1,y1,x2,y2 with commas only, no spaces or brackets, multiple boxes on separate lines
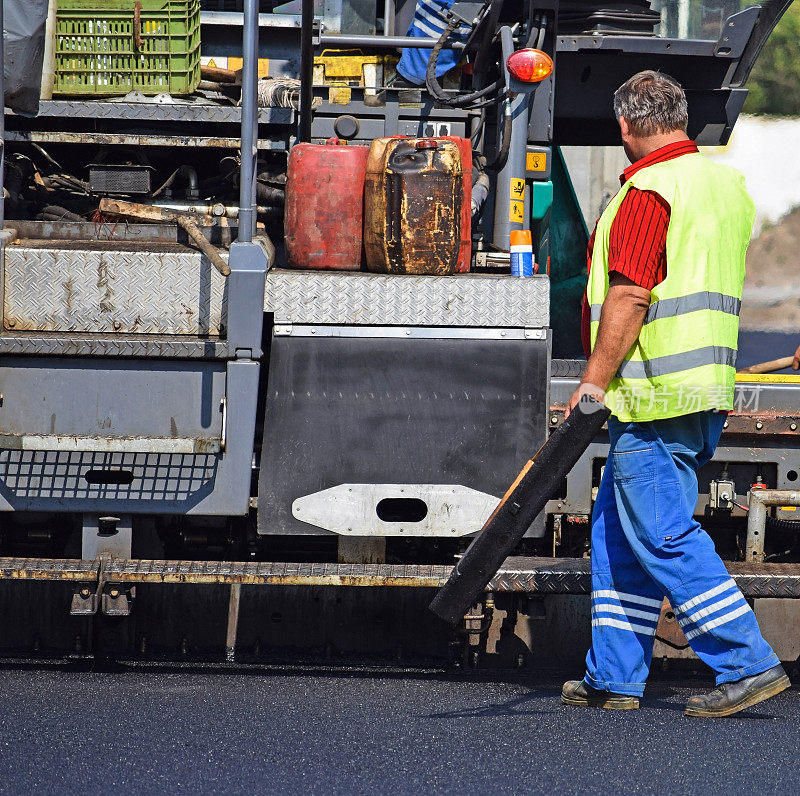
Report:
2,556,800,599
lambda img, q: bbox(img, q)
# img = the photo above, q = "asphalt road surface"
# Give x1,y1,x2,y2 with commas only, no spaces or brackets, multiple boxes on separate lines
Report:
0,664,796,795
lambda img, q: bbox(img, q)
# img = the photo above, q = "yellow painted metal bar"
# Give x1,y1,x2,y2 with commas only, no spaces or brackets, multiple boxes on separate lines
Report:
735,374,800,384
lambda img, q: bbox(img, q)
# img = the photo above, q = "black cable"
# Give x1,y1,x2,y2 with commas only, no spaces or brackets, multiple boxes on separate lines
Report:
485,100,512,171
425,17,503,108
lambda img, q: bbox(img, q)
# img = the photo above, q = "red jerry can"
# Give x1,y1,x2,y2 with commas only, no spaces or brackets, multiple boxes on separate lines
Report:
445,136,473,273
284,140,369,270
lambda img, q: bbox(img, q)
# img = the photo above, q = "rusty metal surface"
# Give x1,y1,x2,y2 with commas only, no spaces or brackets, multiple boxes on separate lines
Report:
12,221,237,246
654,598,689,649
547,405,800,438
5,131,286,150
364,138,462,275
0,556,796,597
721,413,800,436
4,240,227,335
0,557,97,581
105,560,449,587
10,100,290,124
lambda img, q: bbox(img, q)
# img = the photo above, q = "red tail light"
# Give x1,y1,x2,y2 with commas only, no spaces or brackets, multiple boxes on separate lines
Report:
506,49,554,83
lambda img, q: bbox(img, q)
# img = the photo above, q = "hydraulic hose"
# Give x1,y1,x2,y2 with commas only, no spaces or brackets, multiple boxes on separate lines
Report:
485,97,512,171
425,17,503,107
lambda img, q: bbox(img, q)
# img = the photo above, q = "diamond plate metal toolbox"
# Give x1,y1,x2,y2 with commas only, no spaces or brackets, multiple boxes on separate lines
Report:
264,269,550,328
3,240,227,335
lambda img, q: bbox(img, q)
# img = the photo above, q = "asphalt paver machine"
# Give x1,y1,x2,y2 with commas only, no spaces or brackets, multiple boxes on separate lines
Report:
0,0,796,665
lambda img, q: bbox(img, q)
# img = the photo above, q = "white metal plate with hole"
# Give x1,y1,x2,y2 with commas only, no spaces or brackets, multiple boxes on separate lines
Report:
291,483,500,536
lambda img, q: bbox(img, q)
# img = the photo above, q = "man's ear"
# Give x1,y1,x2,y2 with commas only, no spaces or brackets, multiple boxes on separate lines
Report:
618,115,630,139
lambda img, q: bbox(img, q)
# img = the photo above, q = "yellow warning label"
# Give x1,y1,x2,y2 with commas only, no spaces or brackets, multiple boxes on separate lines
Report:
526,152,547,172
509,200,525,223
510,178,525,201
781,506,798,511
228,57,270,78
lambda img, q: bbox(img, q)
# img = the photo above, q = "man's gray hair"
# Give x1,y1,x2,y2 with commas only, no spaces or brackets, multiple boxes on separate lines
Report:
613,70,688,136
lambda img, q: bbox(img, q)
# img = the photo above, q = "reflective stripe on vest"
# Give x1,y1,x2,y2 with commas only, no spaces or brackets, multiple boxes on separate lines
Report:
616,345,738,379
589,291,741,325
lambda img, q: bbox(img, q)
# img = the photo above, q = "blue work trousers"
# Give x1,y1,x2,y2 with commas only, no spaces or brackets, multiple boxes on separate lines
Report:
585,410,779,697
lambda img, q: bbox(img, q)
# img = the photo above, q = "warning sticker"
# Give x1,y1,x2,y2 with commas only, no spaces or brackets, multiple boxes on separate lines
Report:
510,178,525,201
526,152,547,172
509,200,525,223
228,57,270,78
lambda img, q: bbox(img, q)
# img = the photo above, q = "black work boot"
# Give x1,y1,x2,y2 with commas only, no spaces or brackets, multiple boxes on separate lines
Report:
561,680,640,710
685,664,790,717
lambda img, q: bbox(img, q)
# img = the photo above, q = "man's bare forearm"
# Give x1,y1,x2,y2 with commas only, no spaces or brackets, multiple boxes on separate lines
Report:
583,277,651,391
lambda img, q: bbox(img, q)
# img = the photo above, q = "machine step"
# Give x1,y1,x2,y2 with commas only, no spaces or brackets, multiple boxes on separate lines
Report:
1,556,799,599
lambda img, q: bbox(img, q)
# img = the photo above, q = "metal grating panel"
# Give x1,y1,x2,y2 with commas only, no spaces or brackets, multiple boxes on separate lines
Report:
4,242,227,335
264,270,550,328
0,450,218,505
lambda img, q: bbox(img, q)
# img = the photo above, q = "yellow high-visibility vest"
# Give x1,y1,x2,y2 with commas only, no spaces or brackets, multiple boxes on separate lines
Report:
587,152,755,422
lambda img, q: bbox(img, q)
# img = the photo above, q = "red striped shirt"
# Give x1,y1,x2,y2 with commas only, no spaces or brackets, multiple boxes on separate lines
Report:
580,140,699,357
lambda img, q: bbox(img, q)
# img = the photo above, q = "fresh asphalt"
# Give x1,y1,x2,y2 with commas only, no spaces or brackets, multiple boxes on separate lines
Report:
0,663,796,794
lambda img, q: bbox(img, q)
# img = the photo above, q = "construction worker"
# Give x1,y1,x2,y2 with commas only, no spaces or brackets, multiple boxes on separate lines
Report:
562,70,790,717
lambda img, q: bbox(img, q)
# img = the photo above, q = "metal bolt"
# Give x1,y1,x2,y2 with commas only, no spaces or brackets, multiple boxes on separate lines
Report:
792,423,797,431
756,421,763,430
6,319,14,328
80,587,90,598
550,415,558,425
500,330,506,337
113,320,121,331
405,329,411,336
109,588,120,598
723,420,729,428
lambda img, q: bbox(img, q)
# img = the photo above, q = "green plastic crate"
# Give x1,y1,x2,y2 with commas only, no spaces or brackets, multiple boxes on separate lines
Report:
54,0,201,96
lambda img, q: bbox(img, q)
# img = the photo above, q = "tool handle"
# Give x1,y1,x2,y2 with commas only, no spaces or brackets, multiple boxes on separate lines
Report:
176,216,231,277
737,356,795,374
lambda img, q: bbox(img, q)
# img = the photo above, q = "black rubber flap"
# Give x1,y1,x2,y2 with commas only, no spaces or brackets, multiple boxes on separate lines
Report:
429,397,611,625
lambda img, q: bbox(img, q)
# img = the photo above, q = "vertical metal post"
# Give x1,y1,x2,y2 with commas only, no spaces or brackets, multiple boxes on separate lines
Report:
225,583,242,662
492,27,529,251
0,0,5,230
746,489,800,564
746,495,767,563
237,0,259,243
383,0,396,35
299,0,314,142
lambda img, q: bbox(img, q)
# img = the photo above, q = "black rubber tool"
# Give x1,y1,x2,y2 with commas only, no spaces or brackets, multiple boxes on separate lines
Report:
429,397,611,625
